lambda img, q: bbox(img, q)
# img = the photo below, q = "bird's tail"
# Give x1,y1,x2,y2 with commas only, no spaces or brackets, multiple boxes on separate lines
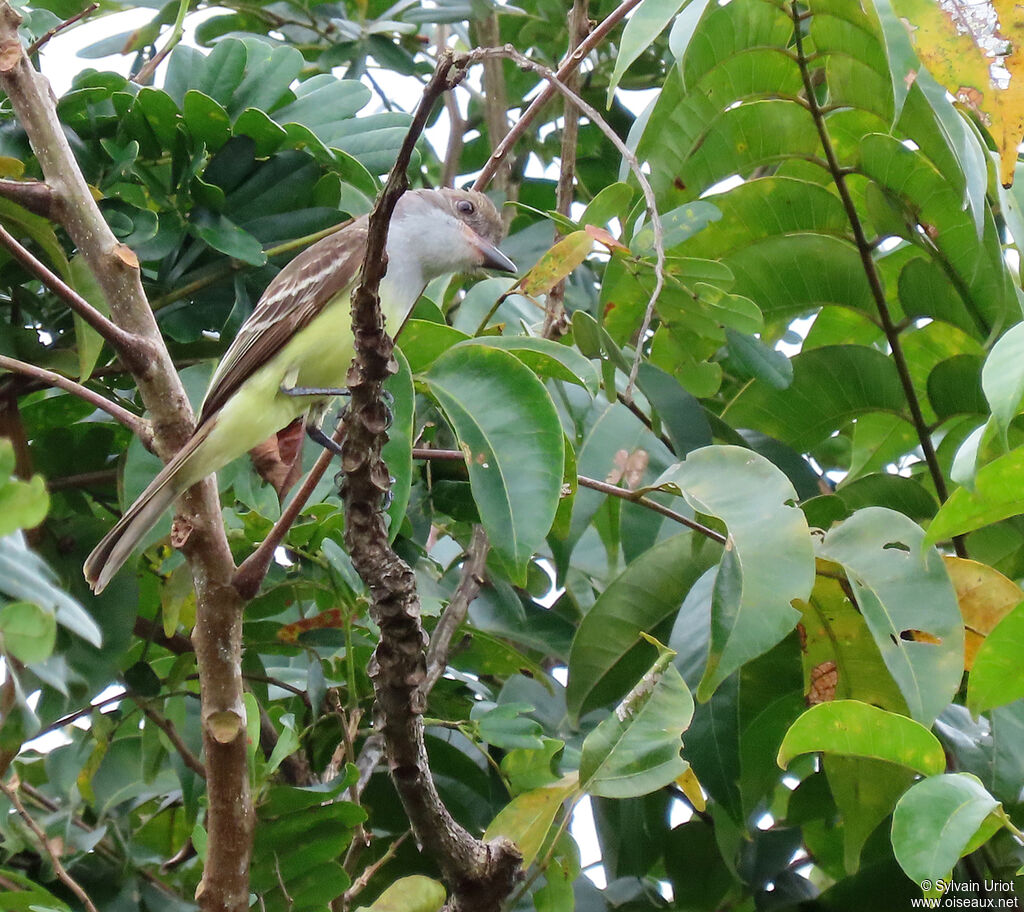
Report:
84,425,211,594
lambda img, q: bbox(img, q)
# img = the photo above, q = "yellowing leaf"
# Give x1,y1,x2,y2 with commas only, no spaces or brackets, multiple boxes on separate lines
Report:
675,766,706,812
519,230,593,296
483,773,578,867
894,0,1024,186
943,556,1024,670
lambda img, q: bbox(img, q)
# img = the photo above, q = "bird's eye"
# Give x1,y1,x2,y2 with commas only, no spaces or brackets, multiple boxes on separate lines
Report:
457,199,475,215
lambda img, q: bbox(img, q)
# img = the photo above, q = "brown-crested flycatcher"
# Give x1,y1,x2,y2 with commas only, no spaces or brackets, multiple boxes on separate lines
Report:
85,188,515,593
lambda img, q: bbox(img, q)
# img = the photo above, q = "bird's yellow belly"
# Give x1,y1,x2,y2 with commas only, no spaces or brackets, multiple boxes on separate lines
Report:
182,295,357,486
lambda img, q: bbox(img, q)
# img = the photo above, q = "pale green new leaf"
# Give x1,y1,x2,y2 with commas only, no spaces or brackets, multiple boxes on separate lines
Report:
777,700,944,775
654,446,814,700
892,774,1003,887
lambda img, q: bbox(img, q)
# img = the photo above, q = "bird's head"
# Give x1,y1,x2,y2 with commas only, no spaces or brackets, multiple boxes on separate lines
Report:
391,188,516,279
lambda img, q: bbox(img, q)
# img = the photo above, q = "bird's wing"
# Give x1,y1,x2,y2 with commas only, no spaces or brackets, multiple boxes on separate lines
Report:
199,218,368,424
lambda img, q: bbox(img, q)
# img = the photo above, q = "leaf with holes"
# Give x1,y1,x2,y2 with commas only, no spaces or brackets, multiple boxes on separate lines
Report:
819,508,964,724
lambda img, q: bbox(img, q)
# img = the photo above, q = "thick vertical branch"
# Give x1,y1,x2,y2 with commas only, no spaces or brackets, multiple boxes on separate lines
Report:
0,7,251,909
343,51,520,912
543,0,589,339
473,13,515,210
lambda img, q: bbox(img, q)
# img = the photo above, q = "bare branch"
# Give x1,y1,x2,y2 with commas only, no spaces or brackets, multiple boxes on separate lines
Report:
342,830,411,905
0,177,55,217
0,354,153,446
0,776,100,912
422,525,490,695
0,7,251,907
0,222,153,361
473,0,643,191
141,705,207,779
26,2,98,55
233,425,343,599
411,446,728,545
544,0,589,340
132,0,188,86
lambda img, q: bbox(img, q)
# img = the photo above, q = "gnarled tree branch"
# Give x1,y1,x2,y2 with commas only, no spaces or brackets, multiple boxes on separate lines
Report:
342,50,521,912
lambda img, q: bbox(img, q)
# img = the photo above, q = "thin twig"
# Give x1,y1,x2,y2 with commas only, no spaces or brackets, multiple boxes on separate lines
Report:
342,830,411,905
789,2,965,558
149,221,352,312
26,2,98,54
0,777,100,912
233,425,343,598
470,46,665,399
0,354,153,446
0,223,152,363
473,0,643,191
410,447,727,545
132,0,189,85
422,525,490,694
141,705,206,779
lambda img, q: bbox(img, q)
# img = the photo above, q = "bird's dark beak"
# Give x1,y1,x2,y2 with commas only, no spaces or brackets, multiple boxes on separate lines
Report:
463,225,517,274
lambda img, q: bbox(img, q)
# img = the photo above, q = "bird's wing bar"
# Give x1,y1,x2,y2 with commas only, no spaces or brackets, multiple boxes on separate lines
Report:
198,219,368,424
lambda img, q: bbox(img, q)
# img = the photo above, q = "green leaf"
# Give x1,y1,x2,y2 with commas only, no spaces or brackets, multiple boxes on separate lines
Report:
891,773,1003,886
0,600,56,664
191,210,267,266
265,714,300,776
826,756,916,874
473,703,544,751
873,0,916,122
581,182,635,227
982,321,1024,442
579,642,694,798
228,39,304,117
926,449,1024,545
398,320,469,372
655,446,814,700
423,346,564,582
820,508,964,724
183,90,231,151
668,0,715,72
724,329,793,390
567,533,718,720
355,876,446,912
631,201,722,254
0,533,100,647
0,440,49,538
383,348,414,542
608,0,687,101
67,255,108,381
635,361,713,456
777,701,944,775
457,337,599,395
966,600,1024,714
271,76,371,143
725,345,906,451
